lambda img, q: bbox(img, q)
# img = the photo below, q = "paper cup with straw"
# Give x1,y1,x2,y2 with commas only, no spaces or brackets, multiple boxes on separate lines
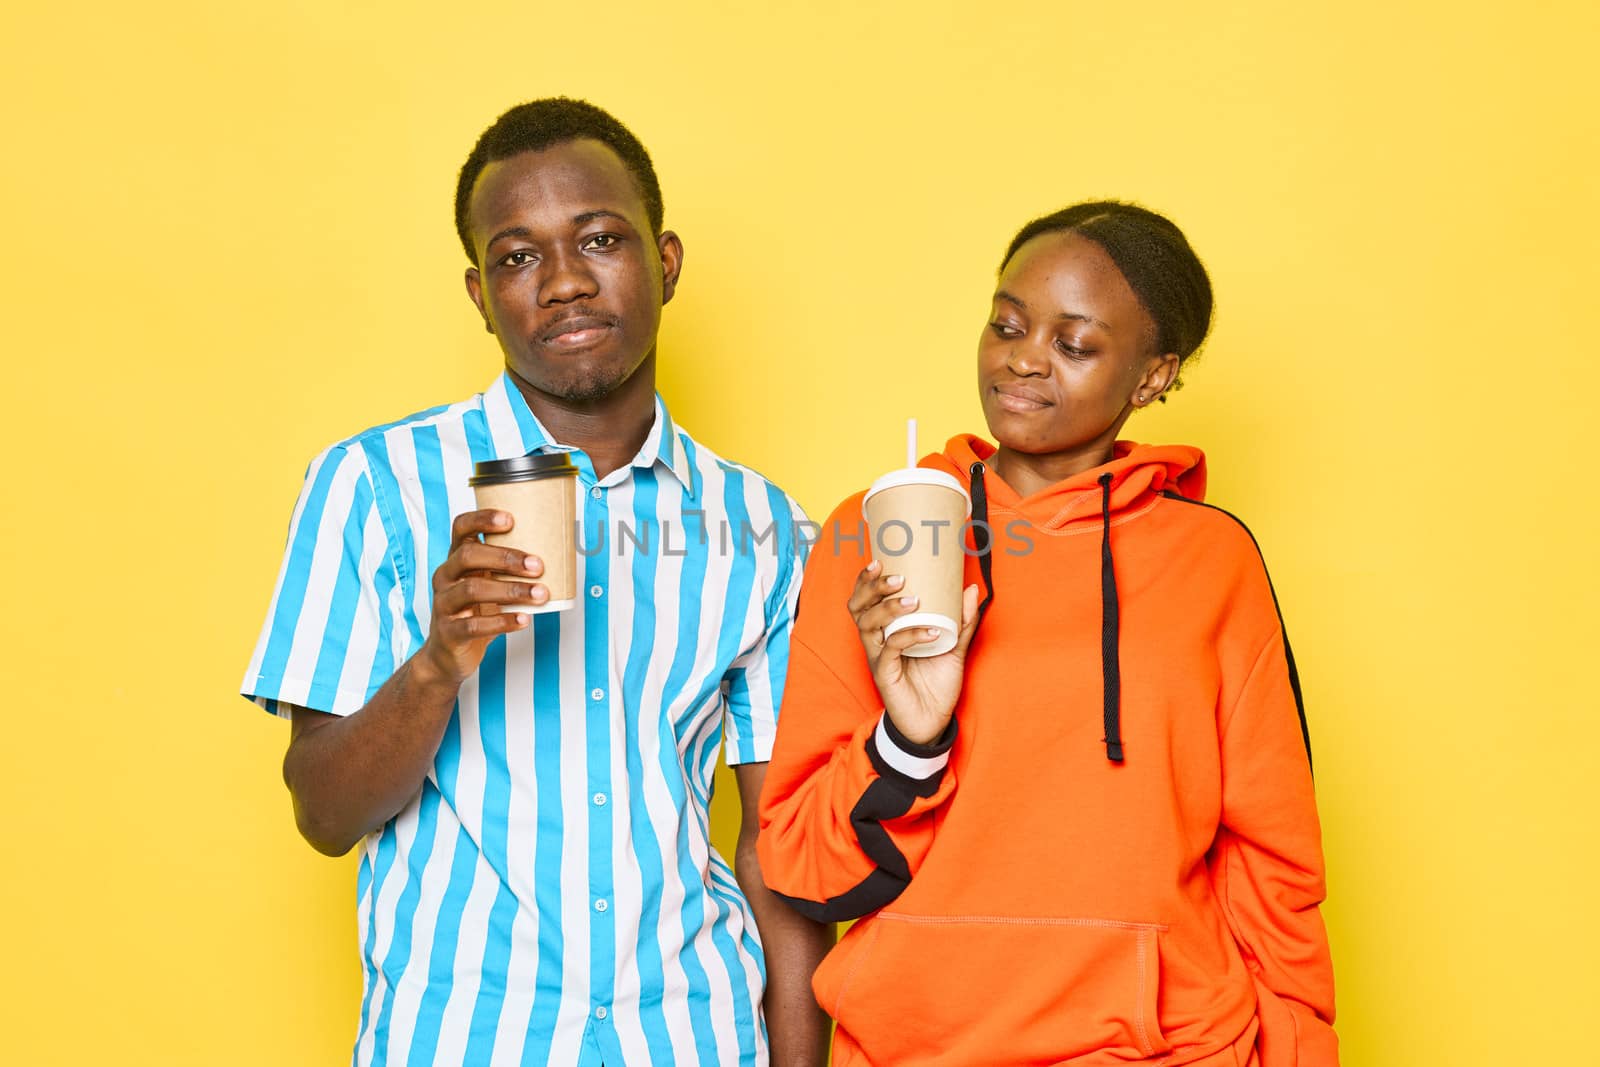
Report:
861,418,971,656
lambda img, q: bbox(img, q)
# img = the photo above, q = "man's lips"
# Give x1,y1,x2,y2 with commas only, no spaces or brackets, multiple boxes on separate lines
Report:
993,384,1053,412
541,314,619,347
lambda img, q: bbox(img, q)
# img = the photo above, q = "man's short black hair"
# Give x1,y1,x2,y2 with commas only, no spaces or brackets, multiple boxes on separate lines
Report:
455,97,664,265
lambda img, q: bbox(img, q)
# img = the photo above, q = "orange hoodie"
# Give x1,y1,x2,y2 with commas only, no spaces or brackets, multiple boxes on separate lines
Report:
758,436,1336,1067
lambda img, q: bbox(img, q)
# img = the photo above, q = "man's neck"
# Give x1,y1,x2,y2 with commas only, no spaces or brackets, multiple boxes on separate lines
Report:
507,357,658,481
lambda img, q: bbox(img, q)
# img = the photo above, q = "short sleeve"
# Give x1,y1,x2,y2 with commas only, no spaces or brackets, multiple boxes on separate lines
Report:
721,492,809,765
240,443,404,719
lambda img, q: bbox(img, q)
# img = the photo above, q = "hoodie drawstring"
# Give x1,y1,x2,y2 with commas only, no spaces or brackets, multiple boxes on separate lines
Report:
1098,473,1125,763
969,462,995,624
970,462,1125,764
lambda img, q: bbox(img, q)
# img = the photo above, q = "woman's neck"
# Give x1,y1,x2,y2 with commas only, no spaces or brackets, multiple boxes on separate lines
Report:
989,441,1116,499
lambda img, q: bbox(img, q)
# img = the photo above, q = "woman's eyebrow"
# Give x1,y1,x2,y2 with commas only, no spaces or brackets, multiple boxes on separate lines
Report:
995,290,1110,330
1061,311,1112,330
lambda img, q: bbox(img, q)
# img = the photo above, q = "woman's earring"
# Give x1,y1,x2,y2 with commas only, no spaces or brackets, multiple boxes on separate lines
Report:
1137,393,1146,403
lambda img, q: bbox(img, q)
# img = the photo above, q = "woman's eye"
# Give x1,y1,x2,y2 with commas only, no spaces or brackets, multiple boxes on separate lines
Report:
988,321,1021,338
1057,339,1092,357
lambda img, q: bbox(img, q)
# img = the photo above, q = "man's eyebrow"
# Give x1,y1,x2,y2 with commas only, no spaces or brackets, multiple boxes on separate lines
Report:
484,212,634,251
994,290,1110,330
486,226,533,249
573,209,630,226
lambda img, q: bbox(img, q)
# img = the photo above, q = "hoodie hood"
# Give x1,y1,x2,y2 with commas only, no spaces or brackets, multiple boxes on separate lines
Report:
922,434,1208,765
929,434,1207,530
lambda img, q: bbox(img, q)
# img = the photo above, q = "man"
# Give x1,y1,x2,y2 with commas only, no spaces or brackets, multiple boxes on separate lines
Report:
241,97,832,1067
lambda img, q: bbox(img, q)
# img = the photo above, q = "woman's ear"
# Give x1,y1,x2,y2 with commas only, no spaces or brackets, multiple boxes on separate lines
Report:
1131,354,1181,407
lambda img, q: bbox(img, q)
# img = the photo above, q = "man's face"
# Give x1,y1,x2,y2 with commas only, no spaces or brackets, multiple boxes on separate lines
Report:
464,139,682,404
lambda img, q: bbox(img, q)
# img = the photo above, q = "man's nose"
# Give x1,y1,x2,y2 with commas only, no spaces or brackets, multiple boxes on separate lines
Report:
539,250,599,306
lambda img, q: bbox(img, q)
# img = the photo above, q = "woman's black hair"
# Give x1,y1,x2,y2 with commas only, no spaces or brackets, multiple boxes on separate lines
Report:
1002,201,1213,399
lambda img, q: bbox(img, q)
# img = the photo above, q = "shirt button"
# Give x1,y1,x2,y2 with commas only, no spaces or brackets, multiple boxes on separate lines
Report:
591,688,605,701
595,899,608,912
595,1005,608,1020
589,584,603,598
590,486,603,499
593,792,607,806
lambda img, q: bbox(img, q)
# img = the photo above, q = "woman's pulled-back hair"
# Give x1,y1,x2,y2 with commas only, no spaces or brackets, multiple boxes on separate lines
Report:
1003,201,1213,398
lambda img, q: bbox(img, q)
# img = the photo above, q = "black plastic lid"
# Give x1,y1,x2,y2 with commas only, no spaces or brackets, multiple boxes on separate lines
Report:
469,451,579,486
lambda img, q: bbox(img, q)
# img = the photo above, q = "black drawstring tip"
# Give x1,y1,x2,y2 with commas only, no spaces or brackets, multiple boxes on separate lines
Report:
1105,740,1125,763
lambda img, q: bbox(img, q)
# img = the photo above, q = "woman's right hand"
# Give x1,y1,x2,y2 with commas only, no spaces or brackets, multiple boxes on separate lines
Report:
849,559,982,746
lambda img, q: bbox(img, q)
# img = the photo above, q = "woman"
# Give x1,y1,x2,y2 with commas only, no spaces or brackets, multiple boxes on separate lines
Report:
756,202,1337,1066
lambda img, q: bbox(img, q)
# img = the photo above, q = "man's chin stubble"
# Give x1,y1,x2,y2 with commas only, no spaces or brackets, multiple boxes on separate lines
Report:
512,352,641,405
553,371,629,405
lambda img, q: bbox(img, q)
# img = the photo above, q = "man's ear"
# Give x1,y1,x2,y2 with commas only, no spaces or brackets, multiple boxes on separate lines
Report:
657,230,684,305
464,266,494,334
1131,353,1180,407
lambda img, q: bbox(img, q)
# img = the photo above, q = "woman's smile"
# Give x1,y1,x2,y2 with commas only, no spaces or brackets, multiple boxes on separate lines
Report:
992,382,1054,412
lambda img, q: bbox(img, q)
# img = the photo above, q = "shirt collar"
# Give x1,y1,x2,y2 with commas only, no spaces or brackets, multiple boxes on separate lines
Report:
482,371,697,497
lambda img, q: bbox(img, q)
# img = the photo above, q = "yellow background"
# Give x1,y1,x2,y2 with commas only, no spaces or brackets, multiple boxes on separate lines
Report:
3,2,1595,1063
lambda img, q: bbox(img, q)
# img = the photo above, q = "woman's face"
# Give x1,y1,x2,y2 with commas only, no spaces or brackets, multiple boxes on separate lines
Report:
978,231,1171,460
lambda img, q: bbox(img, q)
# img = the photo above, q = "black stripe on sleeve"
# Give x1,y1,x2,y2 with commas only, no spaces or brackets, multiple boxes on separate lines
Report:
771,725,951,923
1160,490,1312,774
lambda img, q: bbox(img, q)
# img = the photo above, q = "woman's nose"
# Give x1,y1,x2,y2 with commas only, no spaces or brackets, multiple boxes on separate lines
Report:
1006,335,1051,377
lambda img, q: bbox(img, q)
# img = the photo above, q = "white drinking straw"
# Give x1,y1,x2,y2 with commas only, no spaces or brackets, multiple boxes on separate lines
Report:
906,417,918,468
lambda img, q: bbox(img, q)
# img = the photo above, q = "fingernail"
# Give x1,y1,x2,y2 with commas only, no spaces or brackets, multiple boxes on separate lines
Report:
514,613,529,624
900,596,918,607
886,574,904,588
866,560,880,573
524,555,540,571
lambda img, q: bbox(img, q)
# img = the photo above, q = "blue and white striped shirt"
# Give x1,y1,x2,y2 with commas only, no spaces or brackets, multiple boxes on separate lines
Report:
242,372,806,1067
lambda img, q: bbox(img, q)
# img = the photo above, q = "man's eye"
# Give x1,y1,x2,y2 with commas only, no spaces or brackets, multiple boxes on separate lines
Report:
585,234,620,250
501,251,536,267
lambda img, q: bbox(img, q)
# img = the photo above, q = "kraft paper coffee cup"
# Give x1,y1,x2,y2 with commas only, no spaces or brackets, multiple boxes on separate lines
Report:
469,452,579,613
862,468,971,657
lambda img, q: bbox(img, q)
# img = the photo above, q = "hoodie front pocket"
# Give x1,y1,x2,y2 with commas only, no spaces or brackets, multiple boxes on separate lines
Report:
834,912,1171,1065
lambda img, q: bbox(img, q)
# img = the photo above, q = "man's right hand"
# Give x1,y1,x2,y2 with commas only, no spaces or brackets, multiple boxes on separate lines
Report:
284,508,551,856
419,509,547,686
